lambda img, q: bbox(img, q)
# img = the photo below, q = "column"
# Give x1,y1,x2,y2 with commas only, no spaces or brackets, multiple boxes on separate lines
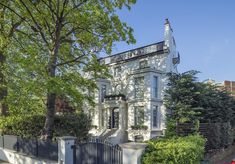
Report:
58,136,76,164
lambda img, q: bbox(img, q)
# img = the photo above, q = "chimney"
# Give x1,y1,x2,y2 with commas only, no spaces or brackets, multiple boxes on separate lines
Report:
165,18,170,25
164,18,173,32
164,18,173,48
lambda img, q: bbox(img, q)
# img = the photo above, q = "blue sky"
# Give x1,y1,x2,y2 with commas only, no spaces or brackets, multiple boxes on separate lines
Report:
112,0,235,82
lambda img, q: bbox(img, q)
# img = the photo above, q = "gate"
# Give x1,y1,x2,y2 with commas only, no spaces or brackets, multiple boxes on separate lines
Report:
73,138,122,164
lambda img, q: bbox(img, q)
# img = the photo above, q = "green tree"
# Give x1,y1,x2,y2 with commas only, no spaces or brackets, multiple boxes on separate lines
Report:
164,70,235,137
0,1,24,116
164,71,201,122
0,0,136,140
198,83,235,123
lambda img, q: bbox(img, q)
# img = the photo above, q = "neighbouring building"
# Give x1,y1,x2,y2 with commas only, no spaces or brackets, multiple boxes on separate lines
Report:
224,81,235,98
89,19,180,144
206,79,235,99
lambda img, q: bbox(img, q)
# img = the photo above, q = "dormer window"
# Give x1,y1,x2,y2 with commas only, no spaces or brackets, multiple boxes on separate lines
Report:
114,66,121,76
139,60,148,69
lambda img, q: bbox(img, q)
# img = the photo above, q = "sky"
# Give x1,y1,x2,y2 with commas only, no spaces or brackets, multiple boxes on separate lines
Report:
111,0,235,82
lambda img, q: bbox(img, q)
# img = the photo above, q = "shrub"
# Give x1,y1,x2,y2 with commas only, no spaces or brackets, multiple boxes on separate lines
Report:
164,118,177,138
142,135,205,164
0,112,91,141
203,122,233,150
0,115,44,138
220,122,233,148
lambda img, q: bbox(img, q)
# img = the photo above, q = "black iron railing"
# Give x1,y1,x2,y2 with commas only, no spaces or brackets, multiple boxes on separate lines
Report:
0,135,58,161
73,138,123,164
104,94,126,101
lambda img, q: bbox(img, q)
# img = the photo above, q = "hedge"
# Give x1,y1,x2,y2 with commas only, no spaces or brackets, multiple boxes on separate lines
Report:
207,122,233,149
142,135,205,164
174,122,234,150
0,113,91,141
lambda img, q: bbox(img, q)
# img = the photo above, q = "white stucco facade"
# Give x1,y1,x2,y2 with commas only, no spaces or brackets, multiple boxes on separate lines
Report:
89,19,180,144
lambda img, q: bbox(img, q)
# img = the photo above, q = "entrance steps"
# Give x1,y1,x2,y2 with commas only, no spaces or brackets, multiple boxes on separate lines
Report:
99,129,118,140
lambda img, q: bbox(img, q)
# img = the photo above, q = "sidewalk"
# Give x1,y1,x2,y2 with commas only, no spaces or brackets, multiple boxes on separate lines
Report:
206,144,235,164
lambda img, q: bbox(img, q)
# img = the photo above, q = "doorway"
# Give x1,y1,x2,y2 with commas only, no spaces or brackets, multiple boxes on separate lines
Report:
108,108,119,129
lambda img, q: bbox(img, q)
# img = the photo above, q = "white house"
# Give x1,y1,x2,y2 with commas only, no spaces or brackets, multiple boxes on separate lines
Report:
89,19,180,144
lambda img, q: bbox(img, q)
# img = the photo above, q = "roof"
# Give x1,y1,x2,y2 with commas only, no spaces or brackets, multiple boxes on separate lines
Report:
99,41,165,65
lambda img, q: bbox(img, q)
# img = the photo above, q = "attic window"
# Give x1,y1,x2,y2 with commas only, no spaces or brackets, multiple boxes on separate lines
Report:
139,60,148,69
114,66,121,75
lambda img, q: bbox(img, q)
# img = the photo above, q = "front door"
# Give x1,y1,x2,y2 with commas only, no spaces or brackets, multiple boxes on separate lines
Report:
108,108,119,129
112,108,119,128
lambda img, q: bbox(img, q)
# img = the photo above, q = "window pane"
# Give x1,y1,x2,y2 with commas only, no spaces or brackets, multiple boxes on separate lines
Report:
139,60,147,69
152,106,158,127
134,108,138,126
101,85,106,102
134,106,144,126
154,76,158,98
135,77,144,98
114,66,121,76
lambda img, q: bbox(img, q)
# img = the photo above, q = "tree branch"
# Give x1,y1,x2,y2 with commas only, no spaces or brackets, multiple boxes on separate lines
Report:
60,0,69,19
19,0,49,47
28,0,55,41
63,0,89,18
8,19,24,37
56,53,87,67
0,2,25,21
60,26,84,40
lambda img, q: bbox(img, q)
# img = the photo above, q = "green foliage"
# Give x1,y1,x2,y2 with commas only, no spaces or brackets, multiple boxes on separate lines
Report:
0,0,136,112
220,122,233,148
198,83,235,123
142,135,205,164
206,122,233,149
0,0,136,139
164,70,201,124
0,115,44,138
164,118,177,138
53,113,91,141
0,113,91,141
164,70,235,138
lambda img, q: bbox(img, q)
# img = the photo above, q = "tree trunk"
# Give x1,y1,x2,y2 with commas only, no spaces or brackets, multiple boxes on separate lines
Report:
41,92,56,140
41,59,57,140
41,54,58,140
0,51,8,116
41,16,62,140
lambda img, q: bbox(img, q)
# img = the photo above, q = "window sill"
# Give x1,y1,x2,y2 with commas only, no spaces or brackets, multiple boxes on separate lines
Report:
131,125,148,130
151,128,162,131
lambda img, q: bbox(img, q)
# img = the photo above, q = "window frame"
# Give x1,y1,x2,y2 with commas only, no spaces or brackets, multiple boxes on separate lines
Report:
134,76,145,99
134,106,145,126
153,76,158,98
114,66,122,76
139,60,148,69
152,106,158,128
100,84,107,102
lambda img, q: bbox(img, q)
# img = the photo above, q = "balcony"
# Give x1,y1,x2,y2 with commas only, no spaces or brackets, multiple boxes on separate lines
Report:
104,94,126,101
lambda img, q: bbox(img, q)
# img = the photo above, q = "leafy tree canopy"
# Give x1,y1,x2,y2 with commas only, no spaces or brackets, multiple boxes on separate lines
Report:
0,0,136,140
164,70,235,125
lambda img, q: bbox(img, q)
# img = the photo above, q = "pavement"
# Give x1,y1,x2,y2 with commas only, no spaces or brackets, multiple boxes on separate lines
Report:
214,153,234,164
208,144,235,164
